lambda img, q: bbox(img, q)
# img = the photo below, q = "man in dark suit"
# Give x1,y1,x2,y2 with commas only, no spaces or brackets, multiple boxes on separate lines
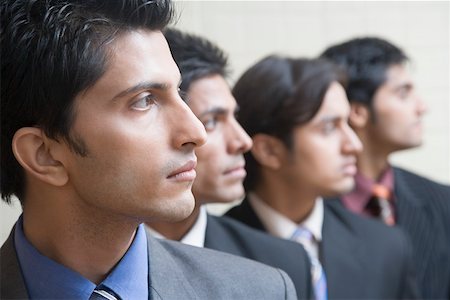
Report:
147,28,313,299
226,56,419,299
0,1,297,299
321,37,450,299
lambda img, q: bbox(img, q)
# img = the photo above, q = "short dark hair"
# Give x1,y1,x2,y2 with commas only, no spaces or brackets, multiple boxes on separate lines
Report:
320,37,408,106
163,28,229,93
233,56,346,191
1,0,174,203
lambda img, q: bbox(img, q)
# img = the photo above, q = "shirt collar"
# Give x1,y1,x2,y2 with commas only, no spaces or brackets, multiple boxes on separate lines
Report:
342,165,395,215
146,206,208,248
180,206,207,247
14,216,149,299
248,192,323,242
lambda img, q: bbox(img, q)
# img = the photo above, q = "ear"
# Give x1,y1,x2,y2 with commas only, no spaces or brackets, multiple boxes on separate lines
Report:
12,127,69,187
349,102,370,129
250,134,287,170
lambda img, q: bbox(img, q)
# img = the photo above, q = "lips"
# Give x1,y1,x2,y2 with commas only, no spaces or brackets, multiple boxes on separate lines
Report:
342,157,357,176
167,160,197,181
223,162,247,180
224,164,245,175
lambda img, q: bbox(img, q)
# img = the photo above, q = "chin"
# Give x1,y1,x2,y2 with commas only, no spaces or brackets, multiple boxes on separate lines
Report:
149,193,196,222
324,179,355,197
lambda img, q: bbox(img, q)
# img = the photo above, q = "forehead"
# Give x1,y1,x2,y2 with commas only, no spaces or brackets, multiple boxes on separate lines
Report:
383,64,413,87
78,30,180,103
186,74,236,115
311,82,350,121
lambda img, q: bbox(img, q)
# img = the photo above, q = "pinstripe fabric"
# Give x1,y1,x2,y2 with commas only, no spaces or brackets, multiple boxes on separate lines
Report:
393,167,450,299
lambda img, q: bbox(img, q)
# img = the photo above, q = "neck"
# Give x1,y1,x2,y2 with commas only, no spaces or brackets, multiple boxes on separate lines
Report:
22,187,138,285
254,175,316,224
356,131,391,180
148,204,201,241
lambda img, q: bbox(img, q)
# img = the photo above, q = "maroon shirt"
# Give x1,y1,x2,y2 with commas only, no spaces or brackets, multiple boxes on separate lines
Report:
342,166,396,219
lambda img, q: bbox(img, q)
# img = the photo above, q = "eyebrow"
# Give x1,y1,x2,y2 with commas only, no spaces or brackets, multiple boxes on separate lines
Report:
395,83,413,90
317,115,341,123
198,107,228,118
112,78,182,101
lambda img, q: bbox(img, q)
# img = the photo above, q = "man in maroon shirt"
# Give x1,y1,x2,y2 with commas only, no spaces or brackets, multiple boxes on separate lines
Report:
321,37,450,299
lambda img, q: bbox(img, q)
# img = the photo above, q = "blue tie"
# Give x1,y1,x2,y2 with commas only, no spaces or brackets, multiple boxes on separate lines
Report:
291,227,328,300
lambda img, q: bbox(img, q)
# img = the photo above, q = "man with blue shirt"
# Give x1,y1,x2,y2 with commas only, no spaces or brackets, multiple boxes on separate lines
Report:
0,1,297,299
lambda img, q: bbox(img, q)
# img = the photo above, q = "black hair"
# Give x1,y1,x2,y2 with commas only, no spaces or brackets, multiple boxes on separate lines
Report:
163,28,229,94
1,0,174,203
320,37,408,106
233,56,346,191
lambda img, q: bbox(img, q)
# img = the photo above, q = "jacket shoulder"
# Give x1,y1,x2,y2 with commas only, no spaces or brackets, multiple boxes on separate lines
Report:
1,227,30,299
326,200,411,253
154,238,297,299
210,214,308,256
394,167,450,194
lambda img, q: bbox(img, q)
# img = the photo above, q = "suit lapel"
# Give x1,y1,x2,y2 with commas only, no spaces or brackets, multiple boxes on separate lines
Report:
231,197,267,231
146,233,198,299
321,203,365,298
0,226,29,299
204,215,240,254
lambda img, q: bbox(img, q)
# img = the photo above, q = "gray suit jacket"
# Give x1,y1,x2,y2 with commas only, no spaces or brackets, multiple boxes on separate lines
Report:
227,198,419,299
1,224,297,299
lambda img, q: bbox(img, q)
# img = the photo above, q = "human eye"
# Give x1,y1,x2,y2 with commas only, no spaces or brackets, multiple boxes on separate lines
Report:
396,86,412,100
322,121,337,134
130,93,156,111
203,116,218,132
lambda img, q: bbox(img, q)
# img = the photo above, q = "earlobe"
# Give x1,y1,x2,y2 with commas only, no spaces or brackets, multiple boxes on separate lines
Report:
12,127,69,187
250,134,285,170
349,103,369,128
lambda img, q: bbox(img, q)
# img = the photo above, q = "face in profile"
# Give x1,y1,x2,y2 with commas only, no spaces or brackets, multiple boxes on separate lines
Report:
367,64,427,152
60,30,207,222
187,74,252,204
280,82,363,197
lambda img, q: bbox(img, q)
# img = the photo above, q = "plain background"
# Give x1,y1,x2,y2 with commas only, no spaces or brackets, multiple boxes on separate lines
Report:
1,1,449,245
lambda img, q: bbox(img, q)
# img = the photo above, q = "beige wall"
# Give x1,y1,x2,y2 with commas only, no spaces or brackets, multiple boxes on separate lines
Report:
1,1,449,244
171,1,450,215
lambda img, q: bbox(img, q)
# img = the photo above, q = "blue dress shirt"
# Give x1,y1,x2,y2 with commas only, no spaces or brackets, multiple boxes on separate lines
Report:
14,216,149,299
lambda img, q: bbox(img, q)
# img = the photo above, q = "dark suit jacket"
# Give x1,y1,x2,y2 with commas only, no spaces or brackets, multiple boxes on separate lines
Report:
1,224,298,299
390,167,450,298
205,214,313,299
226,198,419,299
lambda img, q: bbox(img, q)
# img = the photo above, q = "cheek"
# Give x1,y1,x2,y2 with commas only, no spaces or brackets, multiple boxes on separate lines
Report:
195,138,225,174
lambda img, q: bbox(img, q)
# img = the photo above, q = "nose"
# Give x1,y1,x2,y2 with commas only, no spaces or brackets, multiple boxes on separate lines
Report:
170,96,207,150
415,94,427,116
342,123,363,155
226,117,253,154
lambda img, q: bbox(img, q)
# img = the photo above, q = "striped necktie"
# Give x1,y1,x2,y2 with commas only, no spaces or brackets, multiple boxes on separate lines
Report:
291,227,327,300
366,183,395,226
89,286,119,300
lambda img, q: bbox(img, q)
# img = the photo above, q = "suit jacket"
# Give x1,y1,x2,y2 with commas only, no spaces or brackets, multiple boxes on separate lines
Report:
391,167,450,298
226,198,419,299
1,224,297,299
205,214,313,299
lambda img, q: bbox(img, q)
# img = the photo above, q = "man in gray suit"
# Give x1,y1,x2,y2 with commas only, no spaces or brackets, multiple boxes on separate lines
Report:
147,28,313,299
0,1,297,299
